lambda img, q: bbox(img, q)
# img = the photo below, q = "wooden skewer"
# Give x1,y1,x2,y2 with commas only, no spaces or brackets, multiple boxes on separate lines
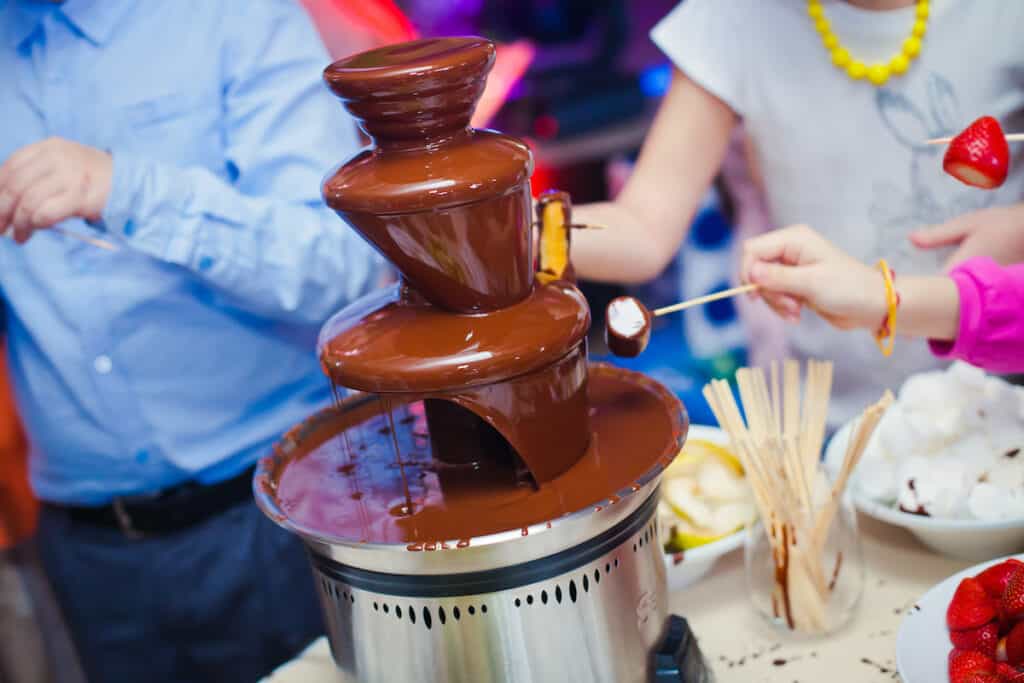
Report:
702,359,889,635
52,227,119,251
532,221,607,230
3,225,119,251
925,133,1024,146
812,391,893,549
652,283,758,317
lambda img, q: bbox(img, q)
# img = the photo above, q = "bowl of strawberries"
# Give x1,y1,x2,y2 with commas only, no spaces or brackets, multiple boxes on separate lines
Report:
899,555,1024,682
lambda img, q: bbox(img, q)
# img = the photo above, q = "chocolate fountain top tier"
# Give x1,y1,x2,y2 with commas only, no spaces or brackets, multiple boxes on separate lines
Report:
324,37,493,146
322,37,532,215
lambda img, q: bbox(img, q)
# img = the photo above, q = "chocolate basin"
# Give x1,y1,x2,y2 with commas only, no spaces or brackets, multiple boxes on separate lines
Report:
254,366,688,683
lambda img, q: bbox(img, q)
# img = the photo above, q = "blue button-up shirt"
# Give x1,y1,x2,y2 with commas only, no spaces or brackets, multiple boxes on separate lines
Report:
1,0,380,504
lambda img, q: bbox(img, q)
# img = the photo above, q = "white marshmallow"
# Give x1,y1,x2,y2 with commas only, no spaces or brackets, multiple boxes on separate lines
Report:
857,459,898,502
607,297,647,337
968,483,1012,521
851,365,1024,521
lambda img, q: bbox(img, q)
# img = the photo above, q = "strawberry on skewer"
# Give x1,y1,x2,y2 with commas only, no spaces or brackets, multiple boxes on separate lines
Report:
941,116,1011,189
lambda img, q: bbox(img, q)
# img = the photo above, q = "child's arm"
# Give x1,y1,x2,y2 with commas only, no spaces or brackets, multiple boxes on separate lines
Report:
739,225,959,340
570,69,738,284
928,259,1024,374
740,226,1024,374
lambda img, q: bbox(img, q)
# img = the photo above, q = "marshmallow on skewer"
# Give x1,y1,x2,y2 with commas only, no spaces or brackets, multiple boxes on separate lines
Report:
604,296,652,358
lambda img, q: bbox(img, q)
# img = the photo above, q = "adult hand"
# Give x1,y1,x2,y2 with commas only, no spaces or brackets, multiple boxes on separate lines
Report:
0,138,112,244
909,204,1024,270
740,224,887,331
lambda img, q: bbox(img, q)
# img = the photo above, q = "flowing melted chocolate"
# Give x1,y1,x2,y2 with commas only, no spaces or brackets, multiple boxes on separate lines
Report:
262,37,687,546
266,365,685,544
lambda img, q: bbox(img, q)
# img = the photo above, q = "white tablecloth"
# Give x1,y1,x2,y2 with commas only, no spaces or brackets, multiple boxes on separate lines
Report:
263,514,971,682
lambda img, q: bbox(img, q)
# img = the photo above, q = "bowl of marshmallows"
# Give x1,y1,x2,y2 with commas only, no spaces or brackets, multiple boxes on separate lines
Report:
825,363,1024,561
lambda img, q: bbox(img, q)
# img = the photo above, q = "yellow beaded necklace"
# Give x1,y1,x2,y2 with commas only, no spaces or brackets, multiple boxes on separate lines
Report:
808,0,929,86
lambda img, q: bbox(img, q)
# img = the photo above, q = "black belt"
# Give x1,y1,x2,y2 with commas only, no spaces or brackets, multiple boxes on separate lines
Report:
49,466,256,539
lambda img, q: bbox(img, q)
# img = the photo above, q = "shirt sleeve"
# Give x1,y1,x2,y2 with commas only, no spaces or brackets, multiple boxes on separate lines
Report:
649,0,749,116
100,0,383,325
929,257,1024,374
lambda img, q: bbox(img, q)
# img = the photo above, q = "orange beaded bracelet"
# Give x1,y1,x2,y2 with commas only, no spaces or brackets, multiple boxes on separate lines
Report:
874,260,899,357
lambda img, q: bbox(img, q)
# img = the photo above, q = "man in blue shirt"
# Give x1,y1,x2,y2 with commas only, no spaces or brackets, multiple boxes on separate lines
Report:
0,0,381,680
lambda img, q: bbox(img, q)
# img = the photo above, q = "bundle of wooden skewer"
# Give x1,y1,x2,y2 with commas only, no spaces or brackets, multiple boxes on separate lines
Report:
702,360,893,633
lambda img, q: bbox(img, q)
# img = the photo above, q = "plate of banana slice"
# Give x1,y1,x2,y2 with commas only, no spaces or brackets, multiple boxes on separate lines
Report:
660,425,757,590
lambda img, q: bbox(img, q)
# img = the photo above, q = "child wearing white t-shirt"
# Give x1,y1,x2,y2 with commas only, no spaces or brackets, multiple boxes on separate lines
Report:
571,0,1024,426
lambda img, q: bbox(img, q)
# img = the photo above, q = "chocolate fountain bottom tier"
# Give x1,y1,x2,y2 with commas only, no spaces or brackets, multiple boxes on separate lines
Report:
254,364,687,574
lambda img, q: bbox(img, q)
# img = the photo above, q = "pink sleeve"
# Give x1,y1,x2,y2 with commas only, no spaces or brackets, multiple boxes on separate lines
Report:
929,257,1024,373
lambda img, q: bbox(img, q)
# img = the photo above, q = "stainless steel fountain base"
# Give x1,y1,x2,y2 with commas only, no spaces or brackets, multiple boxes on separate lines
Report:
308,491,666,683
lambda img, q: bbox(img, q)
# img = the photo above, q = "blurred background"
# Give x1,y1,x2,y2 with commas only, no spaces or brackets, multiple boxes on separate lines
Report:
302,0,752,424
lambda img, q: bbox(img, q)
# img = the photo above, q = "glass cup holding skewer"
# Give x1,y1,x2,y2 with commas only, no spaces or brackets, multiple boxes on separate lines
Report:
703,360,892,635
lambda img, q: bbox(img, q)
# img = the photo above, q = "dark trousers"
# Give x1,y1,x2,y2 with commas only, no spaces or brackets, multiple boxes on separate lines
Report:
36,500,324,683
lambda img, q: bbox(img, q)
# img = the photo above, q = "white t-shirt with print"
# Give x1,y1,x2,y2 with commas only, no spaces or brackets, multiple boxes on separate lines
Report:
652,0,1024,427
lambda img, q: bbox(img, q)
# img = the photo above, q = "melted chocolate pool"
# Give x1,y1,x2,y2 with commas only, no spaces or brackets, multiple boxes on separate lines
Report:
265,365,685,545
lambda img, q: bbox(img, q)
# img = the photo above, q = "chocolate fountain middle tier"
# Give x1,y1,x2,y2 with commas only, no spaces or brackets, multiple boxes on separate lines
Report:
319,281,592,484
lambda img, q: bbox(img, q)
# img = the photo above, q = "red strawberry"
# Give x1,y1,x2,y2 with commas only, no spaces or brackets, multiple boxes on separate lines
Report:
949,578,998,631
950,648,997,682
953,622,1000,658
997,662,1024,682
1003,572,1024,623
998,623,1024,665
956,674,1001,683
977,561,1024,599
943,116,1011,189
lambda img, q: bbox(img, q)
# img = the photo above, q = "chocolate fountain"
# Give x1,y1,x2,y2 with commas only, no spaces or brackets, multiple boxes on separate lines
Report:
254,37,693,683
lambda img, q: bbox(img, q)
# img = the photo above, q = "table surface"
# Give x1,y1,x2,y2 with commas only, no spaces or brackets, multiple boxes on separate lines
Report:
263,515,972,683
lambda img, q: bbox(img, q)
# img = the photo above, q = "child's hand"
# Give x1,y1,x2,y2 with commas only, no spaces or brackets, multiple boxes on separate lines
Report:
910,204,1024,271
740,225,887,331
